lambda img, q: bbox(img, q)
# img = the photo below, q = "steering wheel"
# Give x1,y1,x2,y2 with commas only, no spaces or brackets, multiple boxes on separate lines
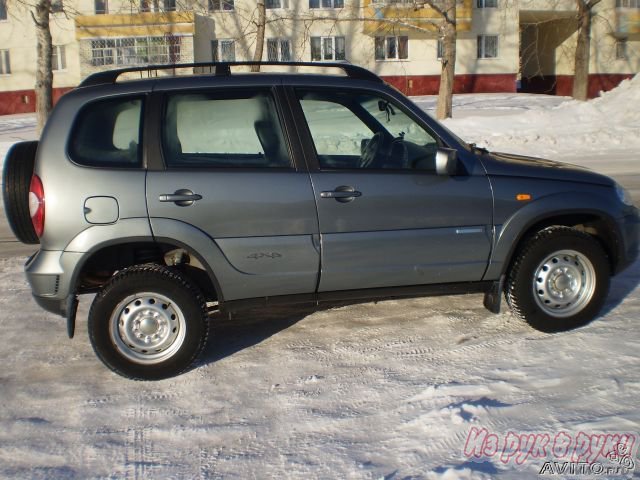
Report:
360,132,384,169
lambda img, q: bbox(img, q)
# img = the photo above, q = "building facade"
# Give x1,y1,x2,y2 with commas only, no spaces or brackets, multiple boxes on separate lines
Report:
0,0,638,114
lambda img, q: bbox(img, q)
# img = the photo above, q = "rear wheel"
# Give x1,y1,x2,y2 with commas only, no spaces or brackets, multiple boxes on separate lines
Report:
2,141,39,244
88,264,209,380
506,226,610,332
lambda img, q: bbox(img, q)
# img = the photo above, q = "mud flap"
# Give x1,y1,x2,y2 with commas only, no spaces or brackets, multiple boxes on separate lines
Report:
66,295,79,339
483,275,505,314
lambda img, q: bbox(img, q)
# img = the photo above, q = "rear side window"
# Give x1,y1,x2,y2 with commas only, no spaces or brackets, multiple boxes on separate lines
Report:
162,90,292,169
69,97,143,168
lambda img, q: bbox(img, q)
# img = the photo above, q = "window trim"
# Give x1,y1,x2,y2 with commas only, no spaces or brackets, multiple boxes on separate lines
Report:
310,35,346,62
66,95,146,170
0,0,7,22
476,0,497,8
208,0,234,11
309,0,344,8
52,45,67,72
266,37,292,62
211,38,236,62
0,49,10,75
375,35,409,61
477,34,499,59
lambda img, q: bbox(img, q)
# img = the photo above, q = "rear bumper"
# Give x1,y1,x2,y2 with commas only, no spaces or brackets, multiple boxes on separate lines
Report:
25,249,83,317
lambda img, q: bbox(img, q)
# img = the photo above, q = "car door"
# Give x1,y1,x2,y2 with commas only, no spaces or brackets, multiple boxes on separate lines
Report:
288,86,493,292
145,87,320,301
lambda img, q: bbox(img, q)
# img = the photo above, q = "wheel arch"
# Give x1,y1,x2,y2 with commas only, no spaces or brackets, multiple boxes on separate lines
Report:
486,206,622,281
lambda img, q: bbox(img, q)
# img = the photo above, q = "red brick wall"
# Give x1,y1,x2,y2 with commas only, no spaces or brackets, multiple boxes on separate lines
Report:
554,74,634,98
0,87,73,116
382,74,518,96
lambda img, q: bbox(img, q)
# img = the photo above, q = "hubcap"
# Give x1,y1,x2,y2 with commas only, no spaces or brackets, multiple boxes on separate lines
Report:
109,293,186,364
533,249,596,318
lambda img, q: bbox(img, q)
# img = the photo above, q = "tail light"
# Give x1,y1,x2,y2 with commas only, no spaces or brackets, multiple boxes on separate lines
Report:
29,174,45,238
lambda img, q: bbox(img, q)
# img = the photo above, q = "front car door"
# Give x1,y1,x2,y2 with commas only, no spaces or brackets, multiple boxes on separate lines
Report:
286,85,493,292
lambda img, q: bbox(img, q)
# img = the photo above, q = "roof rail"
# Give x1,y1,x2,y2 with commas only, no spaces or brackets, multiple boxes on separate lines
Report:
79,61,383,88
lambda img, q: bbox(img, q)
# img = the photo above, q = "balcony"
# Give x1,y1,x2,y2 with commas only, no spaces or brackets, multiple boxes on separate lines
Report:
362,0,472,35
75,11,195,39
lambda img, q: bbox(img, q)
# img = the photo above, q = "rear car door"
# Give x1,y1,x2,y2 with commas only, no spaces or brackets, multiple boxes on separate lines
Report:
145,86,320,300
288,86,493,292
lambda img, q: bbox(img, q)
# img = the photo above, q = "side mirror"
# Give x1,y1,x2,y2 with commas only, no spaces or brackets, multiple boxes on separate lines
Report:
435,148,458,176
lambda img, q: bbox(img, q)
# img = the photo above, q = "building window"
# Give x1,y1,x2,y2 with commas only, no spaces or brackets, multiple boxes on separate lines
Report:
91,36,181,66
163,0,176,10
477,35,498,58
266,0,289,8
0,0,6,20
309,0,344,7
437,39,444,59
52,45,67,71
375,36,408,60
51,0,64,12
212,39,235,61
616,0,640,8
0,50,10,75
209,0,233,10
94,0,107,14
616,39,627,59
310,36,345,61
267,38,291,61
477,0,497,7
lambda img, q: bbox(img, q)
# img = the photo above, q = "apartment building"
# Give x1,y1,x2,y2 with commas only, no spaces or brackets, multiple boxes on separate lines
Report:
0,0,638,114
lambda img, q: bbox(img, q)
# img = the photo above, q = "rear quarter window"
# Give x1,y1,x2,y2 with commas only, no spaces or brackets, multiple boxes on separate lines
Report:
68,97,144,168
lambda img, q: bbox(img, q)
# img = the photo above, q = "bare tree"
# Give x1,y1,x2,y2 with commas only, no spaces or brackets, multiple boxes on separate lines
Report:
31,0,54,134
573,0,602,100
434,0,457,119
251,0,266,71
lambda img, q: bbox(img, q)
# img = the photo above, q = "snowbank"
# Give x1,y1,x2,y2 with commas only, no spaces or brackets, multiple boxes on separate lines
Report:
438,75,640,160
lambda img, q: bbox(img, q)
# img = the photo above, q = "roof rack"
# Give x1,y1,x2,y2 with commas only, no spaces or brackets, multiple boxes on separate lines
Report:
79,61,383,88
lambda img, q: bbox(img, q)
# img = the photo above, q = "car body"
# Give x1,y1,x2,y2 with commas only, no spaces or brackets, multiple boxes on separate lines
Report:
4,62,638,379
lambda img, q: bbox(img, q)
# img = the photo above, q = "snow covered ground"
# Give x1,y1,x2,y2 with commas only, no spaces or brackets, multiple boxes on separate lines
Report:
1,79,639,479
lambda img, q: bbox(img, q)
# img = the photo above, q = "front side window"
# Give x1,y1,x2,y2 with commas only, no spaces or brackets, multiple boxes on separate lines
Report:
375,36,408,60
0,50,10,75
69,97,143,168
267,38,291,61
163,91,292,169
52,45,66,71
310,36,345,61
209,0,234,10
297,89,439,170
477,35,498,58
211,39,235,61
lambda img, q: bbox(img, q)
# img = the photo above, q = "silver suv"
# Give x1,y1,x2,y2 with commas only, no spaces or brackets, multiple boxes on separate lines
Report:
3,62,639,379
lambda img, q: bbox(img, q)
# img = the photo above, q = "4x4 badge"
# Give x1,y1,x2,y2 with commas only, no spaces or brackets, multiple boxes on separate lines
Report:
246,252,283,260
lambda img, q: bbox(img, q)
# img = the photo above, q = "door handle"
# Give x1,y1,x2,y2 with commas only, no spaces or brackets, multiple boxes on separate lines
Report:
159,189,202,207
320,186,362,203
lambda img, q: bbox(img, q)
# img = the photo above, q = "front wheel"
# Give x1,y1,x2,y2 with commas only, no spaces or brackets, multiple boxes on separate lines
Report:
88,264,209,380
506,226,610,332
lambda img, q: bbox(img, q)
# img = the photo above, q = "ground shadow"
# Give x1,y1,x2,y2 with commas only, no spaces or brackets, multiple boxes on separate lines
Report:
599,258,640,318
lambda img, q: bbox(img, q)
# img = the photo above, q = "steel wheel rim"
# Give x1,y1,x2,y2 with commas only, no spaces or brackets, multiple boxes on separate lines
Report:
109,292,186,364
532,249,596,318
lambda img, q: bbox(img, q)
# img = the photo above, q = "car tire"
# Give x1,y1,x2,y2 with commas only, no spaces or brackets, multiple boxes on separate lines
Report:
88,264,209,380
505,226,610,333
2,141,39,244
